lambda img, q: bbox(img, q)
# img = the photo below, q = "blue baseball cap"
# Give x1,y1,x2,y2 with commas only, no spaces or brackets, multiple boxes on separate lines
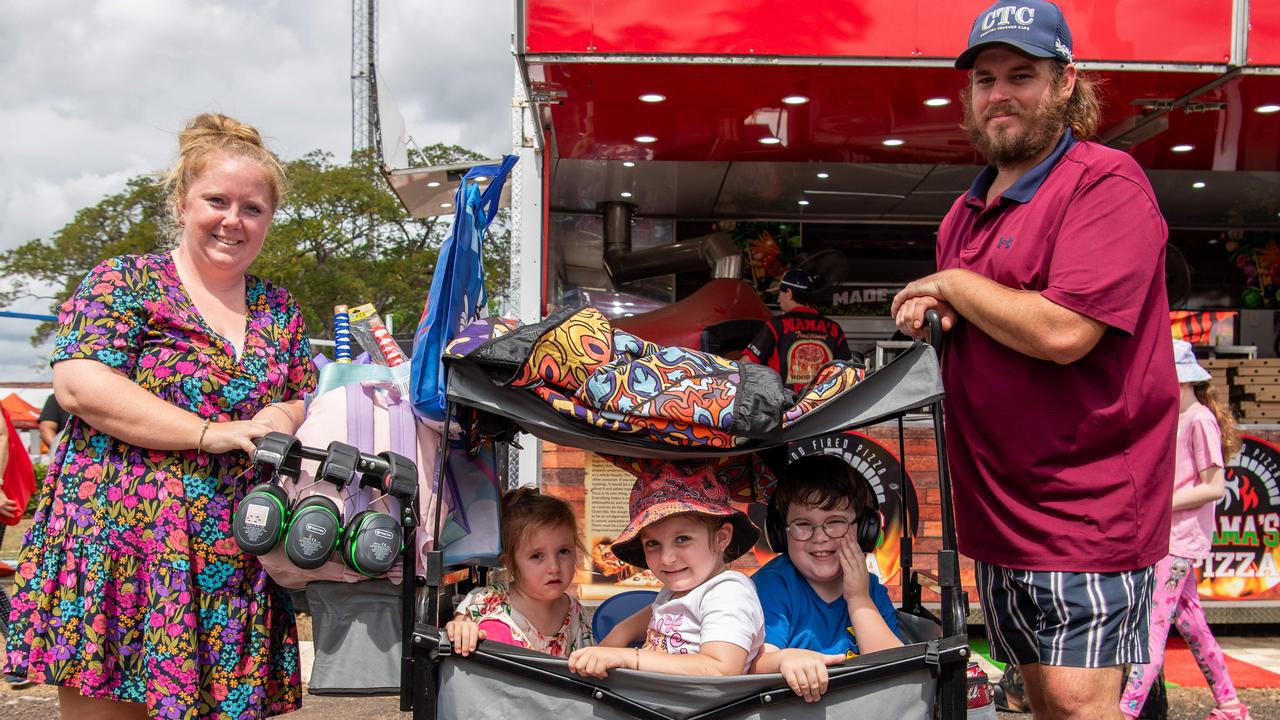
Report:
956,0,1074,70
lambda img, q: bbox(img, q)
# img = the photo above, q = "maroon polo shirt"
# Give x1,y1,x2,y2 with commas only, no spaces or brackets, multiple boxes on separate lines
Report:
936,130,1177,572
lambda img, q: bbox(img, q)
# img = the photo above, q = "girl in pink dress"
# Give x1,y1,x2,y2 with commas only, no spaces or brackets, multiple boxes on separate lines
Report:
1120,340,1250,720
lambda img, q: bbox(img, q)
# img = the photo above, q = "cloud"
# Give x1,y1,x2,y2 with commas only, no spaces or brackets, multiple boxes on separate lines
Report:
0,1,514,252
0,1,514,379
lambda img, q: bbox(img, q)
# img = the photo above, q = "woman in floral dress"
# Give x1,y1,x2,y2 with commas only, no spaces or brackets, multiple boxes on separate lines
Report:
3,113,317,719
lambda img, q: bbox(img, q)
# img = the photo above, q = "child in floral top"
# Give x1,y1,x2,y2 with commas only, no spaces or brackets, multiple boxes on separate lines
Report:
445,489,593,657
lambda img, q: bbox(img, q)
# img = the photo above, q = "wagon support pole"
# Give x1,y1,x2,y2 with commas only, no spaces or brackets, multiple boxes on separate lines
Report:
925,310,970,720
401,401,455,716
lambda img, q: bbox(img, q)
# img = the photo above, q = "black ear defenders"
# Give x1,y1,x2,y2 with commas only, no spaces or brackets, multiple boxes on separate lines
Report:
282,442,360,570
234,433,418,579
766,478,882,555
338,451,417,578
233,433,302,556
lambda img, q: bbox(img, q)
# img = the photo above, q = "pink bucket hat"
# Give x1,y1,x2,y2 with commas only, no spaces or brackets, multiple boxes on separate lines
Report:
608,463,760,569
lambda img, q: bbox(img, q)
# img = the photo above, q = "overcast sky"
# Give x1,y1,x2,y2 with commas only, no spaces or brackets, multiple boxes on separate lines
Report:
0,0,515,382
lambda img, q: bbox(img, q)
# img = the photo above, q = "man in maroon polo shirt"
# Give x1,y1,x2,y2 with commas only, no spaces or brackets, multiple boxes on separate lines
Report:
891,2,1177,719
743,269,856,393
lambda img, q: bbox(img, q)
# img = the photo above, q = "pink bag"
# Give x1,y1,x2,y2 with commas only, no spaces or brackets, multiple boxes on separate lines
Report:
259,380,442,588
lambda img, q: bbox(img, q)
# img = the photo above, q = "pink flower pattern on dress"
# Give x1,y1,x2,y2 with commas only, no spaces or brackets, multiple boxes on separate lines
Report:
3,254,316,719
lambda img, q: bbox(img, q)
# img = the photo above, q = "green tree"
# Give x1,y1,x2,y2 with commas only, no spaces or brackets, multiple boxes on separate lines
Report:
0,144,512,347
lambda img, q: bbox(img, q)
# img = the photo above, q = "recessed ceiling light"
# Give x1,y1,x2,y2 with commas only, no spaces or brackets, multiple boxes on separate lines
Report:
759,137,782,145
1171,144,1194,153
924,97,951,107
816,172,830,179
1255,104,1280,114
620,191,633,198
798,200,811,206
782,95,809,105
427,181,441,188
622,161,636,167
882,138,905,147
639,93,666,103
440,202,453,208
1192,181,1206,189
634,135,657,143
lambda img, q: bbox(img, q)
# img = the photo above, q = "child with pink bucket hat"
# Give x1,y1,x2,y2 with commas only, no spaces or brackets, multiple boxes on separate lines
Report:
567,463,765,678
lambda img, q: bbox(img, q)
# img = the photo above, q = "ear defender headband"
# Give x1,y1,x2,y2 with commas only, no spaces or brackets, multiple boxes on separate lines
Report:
233,432,302,556
765,472,883,555
339,451,415,577
282,441,359,569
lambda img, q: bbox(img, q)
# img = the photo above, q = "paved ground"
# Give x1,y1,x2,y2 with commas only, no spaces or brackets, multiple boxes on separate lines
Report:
0,682,406,719
2,681,1278,719
995,689,1280,719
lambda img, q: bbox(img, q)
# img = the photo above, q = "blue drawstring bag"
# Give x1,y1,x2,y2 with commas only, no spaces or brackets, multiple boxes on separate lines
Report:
411,155,518,421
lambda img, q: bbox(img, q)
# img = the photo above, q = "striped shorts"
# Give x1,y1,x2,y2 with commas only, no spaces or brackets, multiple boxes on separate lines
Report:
976,561,1156,668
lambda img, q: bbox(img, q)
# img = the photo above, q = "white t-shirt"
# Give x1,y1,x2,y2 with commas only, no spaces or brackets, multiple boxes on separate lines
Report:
642,570,764,672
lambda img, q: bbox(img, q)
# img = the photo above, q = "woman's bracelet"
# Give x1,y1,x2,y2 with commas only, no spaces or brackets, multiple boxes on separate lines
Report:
634,647,640,671
196,417,211,454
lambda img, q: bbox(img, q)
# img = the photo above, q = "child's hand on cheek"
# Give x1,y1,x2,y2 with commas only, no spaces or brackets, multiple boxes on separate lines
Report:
568,646,636,678
837,532,871,604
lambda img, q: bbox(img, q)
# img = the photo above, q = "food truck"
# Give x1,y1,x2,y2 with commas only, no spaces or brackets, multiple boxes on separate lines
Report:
383,0,1280,620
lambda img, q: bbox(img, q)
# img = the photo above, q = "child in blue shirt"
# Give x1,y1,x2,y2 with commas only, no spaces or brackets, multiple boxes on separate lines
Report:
751,454,903,701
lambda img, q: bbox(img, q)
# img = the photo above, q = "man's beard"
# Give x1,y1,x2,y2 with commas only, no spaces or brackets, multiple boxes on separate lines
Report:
963,90,1067,167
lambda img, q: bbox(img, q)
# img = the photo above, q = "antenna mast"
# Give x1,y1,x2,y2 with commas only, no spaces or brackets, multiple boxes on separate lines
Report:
351,0,377,155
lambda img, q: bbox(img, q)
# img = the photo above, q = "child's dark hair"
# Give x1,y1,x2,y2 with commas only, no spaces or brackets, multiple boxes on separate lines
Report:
500,488,585,585
1193,382,1242,460
772,454,872,519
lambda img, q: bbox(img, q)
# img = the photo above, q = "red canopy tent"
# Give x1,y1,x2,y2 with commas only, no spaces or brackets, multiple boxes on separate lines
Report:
1,393,40,430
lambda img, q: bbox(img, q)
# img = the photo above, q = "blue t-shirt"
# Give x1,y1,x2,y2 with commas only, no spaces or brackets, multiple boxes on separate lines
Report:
752,554,900,657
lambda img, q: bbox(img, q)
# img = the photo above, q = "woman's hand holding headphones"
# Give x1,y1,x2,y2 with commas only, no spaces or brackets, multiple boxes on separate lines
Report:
199,418,275,455
837,532,872,604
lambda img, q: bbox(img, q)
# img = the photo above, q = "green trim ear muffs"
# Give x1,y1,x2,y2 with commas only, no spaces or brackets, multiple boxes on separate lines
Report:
341,509,404,577
234,433,303,557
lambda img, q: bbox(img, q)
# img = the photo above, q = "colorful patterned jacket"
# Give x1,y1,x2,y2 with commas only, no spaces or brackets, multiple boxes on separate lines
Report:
445,306,867,450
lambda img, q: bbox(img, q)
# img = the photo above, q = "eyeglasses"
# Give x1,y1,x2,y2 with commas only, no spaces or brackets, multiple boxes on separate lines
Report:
786,518,852,542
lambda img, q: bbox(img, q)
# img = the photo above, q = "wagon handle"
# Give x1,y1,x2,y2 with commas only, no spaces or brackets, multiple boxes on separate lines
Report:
924,308,945,352
921,307,966,636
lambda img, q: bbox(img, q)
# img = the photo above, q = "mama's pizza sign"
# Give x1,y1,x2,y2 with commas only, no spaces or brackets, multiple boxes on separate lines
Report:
1198,435,1280,600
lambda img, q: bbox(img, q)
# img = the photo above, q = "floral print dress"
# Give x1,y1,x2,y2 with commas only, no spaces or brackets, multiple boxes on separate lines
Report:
3,253,316,719
455,582,593,657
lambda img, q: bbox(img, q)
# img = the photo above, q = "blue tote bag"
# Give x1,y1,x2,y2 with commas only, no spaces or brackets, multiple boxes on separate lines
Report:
411,155,518,421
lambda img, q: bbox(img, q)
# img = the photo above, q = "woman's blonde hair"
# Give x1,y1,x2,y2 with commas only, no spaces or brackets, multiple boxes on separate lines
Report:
1194,382,1242,460
162,113,287,243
